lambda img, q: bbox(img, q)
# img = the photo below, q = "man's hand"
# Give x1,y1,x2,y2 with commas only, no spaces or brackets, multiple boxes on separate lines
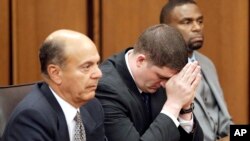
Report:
162,61,201,118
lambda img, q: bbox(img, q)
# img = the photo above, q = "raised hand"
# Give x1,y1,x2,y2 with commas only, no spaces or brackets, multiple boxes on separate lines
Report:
162,61,201,118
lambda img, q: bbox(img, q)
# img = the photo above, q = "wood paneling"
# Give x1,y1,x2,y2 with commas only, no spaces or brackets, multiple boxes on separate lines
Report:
0,0,10,85
198,0,249,124
11,0,88,84
101,0,167,59
93,0,101,51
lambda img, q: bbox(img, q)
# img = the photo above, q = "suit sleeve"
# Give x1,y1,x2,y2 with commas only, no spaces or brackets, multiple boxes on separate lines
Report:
2,109,53,141
96,57,204,141
97,94,178,141
96,83,205,141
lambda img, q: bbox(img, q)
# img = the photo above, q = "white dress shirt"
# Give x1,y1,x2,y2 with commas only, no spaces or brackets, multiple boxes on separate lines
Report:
49,87,78,141
188,53,196,62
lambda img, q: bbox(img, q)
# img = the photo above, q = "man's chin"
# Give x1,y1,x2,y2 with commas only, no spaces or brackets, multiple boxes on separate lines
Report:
147,88,158,93
188,43,203,51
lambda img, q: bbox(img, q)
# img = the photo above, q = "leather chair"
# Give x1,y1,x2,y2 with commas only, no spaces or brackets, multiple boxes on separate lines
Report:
0,83,36,140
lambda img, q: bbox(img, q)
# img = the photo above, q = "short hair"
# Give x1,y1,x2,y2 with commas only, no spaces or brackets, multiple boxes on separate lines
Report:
133,24,188,71
160,0,197,24
39,40,66,76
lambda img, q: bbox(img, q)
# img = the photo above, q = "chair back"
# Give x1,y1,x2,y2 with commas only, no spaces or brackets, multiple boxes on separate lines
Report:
0,83,36,139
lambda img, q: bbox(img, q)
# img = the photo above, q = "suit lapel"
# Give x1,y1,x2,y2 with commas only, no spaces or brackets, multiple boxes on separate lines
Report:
113,48,143,103
194,52,218,128
194,52,230,117
202,68,230,117
114,48,153,122
194,76,207,113
80,107,96,135
115,48,141,95
39,82,70,141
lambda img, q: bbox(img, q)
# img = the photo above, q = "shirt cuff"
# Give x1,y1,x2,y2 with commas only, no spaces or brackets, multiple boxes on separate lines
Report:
178,114,194,133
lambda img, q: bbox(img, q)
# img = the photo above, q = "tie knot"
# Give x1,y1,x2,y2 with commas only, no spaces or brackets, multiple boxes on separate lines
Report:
74,111,81,122
141,92,149,100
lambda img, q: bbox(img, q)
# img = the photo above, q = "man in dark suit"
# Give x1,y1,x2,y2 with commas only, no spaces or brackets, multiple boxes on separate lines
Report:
2,29,106,141
160,0,233,140
96,24,204,141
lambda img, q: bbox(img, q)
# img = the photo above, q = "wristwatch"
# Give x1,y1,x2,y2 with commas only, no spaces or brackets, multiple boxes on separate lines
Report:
180,103,194,114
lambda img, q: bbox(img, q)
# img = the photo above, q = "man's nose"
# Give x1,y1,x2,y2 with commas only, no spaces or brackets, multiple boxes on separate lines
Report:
92,66,102,79
192,22,202,31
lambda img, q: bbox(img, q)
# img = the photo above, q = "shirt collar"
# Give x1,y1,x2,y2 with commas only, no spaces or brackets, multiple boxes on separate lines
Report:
188,53,196,63
125,49,142,93
49,87,78,123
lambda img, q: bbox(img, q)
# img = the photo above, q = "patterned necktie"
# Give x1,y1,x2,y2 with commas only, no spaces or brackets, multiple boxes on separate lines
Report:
74,111,86,141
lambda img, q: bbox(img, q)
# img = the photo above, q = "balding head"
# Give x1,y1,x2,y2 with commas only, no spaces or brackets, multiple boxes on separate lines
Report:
39,29,102,107
39,29,96,77
44,29,94,46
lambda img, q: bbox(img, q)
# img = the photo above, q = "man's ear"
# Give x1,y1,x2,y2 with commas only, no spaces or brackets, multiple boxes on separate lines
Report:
47,64,62,84
136,54,146,67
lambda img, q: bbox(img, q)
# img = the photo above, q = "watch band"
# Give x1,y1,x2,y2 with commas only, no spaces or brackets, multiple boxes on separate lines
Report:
180,103,194,114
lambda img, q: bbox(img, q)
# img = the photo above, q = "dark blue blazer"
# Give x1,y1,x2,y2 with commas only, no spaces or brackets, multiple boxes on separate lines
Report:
2,82,106,141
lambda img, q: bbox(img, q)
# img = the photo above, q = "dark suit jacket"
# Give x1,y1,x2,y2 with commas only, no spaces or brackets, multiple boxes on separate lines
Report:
96,48,203,141
2,82,106,141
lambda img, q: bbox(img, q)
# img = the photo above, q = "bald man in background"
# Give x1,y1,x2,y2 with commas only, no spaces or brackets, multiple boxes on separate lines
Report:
2,29,106,141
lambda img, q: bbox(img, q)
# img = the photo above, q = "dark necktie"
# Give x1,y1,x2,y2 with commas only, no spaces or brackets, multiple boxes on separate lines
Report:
141,92,151,118
74,111,86,141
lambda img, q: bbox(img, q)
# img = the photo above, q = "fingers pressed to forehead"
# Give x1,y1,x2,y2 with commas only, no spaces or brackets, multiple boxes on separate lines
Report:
187,64,201,83
181,61,199,81
178,62,192,78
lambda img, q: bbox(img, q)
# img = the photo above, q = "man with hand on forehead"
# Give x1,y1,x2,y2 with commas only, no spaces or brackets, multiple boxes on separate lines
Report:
96,24,204,141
